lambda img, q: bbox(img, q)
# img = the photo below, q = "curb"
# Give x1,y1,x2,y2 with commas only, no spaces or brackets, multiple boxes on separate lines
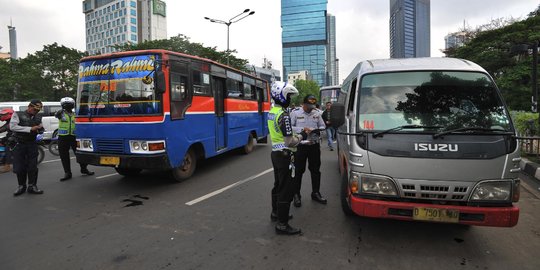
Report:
520,158,540,181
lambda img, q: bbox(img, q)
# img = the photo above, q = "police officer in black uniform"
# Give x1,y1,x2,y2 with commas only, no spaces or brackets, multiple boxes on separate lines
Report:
10,100,45,196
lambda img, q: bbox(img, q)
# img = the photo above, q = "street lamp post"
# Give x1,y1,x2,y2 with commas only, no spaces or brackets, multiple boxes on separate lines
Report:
204,9,255,66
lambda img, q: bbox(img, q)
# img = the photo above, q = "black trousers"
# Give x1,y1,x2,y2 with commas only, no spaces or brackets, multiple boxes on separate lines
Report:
59,135,88,174
294,143,321,195
271,150,296,223
12,142,39,186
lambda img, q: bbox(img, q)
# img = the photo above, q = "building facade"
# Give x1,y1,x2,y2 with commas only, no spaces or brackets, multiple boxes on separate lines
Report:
281,0,328,86
82,0,167,55
444,31,469,50
287,70,310,86
389,0,430,58
326,14,338,85
7,24,17,59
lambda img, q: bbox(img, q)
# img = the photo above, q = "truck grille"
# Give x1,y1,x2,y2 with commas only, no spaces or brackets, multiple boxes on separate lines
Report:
399,180,471,201
95,139,125,154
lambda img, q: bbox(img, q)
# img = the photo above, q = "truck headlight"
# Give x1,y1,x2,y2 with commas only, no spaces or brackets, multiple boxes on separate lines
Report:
470,180,513,201
76,139,94,152
351,172,398,196
129,140,165,154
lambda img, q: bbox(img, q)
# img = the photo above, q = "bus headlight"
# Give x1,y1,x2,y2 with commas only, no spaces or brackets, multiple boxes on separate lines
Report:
76,139,94,152
351,172,398,196
129,140,165,154
470,180,514,201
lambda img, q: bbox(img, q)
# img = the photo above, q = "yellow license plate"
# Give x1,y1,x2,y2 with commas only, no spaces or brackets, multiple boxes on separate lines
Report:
413,207,459,223
100,156,120,166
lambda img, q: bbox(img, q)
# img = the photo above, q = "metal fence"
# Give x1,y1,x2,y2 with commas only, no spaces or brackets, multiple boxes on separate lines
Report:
518,136,540,158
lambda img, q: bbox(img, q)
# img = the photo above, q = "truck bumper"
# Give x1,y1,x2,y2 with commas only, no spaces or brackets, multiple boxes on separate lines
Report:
76,151,171,170
349,196,519,227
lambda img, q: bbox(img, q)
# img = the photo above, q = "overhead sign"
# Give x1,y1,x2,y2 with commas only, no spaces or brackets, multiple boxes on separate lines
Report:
153,0,166,17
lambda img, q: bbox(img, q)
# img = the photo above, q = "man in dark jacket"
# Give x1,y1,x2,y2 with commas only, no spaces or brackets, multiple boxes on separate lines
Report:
321,102,335,151
10,100,45,196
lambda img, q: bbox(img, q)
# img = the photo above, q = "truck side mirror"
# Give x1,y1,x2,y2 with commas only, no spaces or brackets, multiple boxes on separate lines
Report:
330,103,345,128
154,70,166,94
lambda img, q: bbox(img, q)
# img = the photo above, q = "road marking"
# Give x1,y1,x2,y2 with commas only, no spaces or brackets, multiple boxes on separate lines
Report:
185,168,274,206
96,173,119,179
41,156,75,164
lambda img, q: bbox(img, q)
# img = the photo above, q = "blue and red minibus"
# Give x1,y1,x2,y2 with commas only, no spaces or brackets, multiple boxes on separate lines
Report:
75,49,270,181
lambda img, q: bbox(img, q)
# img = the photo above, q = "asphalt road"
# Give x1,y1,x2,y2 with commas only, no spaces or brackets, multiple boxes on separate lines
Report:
0,143,539,270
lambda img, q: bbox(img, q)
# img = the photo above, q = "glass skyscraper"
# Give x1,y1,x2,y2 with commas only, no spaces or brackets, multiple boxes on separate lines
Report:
389,0,430,58
281,0,328,86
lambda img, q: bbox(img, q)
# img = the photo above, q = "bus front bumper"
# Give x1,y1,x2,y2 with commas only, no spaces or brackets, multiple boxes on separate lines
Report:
349,196,519,227
76,151,170,170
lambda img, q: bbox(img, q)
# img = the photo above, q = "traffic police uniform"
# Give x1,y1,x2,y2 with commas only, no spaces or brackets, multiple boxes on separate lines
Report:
290,95,327,206
56,105,94,181
10,100,45,196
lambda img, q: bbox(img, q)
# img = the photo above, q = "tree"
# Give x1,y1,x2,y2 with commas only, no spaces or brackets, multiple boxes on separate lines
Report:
115,34,250,72
446,6,540,111
291,79,320,107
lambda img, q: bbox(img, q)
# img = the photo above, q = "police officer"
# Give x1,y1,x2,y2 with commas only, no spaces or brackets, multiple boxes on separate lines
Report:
268,81,305,235
56,97,94,181
290,94,327,207
10,100,45,196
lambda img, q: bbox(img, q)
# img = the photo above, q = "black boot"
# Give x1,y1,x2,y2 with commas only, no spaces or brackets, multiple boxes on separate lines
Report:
27,185,44,195
81,168,94,176
60,172,72,181
13,185,26,196
275,222,301,235
311,192,327,204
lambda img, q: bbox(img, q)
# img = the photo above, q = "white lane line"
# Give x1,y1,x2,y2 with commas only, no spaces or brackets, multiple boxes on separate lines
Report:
185,168,274,206
96,173,119,179
41,156,75,164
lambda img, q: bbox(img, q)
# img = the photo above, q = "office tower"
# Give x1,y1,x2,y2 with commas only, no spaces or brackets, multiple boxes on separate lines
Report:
82,0,167,55
281,0,328,86
389,0,430,58
7,23,17,59
326,14,338,85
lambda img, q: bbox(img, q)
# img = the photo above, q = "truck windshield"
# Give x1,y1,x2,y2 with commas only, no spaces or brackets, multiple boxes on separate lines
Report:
358,71,512,133
76,54,162,117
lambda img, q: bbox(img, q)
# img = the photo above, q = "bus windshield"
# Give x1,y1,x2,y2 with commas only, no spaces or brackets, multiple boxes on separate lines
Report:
76,54,163,117
320,86,340,105
358,71,512,132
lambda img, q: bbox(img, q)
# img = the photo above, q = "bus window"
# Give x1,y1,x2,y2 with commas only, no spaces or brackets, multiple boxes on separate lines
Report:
243,83,255,100
226,79,243,98
193,69,211,96
171,73,187,101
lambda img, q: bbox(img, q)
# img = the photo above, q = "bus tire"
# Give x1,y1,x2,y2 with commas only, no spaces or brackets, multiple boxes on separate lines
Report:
242,133,254,154
341,172,355,216
115,167,142,176
172,148,196,181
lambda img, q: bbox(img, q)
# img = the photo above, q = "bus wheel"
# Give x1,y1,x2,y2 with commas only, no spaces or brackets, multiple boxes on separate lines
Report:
172,149,196,181
242,133,254,154
115,168,142,176
341,172,354,216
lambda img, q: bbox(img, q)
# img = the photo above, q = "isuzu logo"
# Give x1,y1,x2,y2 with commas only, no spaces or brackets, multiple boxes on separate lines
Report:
414,143,458,152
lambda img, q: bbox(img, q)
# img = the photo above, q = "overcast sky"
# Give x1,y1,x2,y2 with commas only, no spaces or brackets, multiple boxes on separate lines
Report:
0,0,539,83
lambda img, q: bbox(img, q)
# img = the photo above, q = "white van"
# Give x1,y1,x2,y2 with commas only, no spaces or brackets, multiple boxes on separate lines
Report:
0,101,62,140
331,58,520,227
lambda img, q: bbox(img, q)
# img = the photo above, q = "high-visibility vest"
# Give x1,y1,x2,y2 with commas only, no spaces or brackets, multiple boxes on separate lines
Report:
268,105,296,152
58,111,76,136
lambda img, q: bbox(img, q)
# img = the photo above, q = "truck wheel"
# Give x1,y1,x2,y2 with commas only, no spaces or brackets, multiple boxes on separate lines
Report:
340,172,355,216
242,133,254,154
172,148,196,181
115,168,142,176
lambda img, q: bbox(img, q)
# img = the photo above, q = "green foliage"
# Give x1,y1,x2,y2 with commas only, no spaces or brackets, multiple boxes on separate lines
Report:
0,43,86,102
291,79,320,107
115,34,250,72
512,111,539,135
446,6,540,111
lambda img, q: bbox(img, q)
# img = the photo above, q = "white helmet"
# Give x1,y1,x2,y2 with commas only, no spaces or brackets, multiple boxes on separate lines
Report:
270,81,298,104
60,97,75,106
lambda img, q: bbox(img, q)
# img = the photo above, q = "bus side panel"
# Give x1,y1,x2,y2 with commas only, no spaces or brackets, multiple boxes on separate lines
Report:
225,99,261,148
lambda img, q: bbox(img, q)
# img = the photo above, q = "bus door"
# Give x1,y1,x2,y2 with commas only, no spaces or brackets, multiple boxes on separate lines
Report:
213,76,227,150
256,81,266,134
